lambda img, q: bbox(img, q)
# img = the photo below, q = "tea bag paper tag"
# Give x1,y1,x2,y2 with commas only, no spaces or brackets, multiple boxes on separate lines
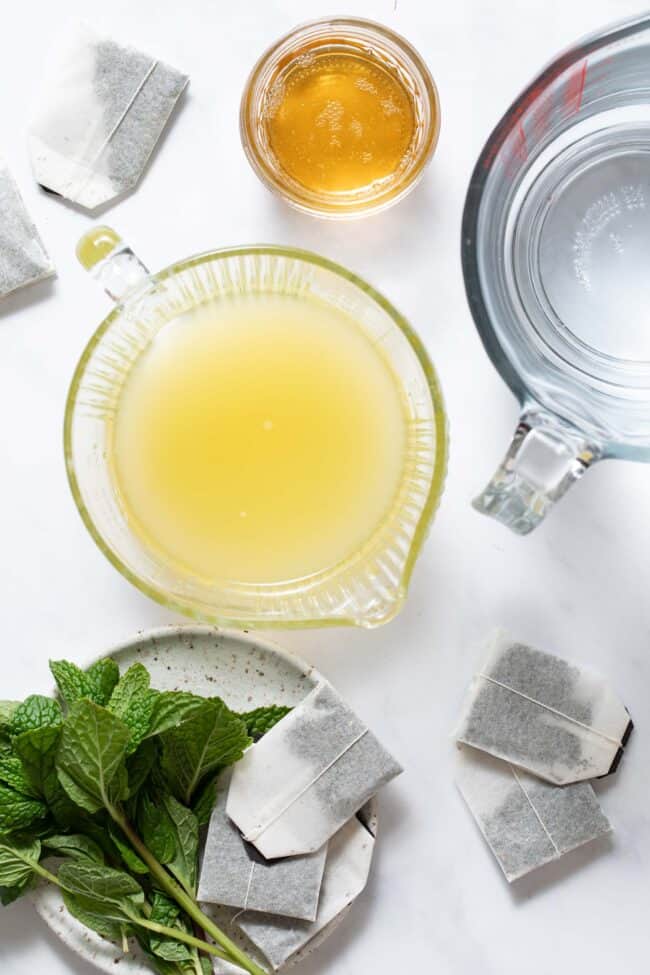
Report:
453,630,632,785
227,682,402,858
197,771,327,922
456,746,611,882
28,22,188,209
0,156,54,297
238,810,376,971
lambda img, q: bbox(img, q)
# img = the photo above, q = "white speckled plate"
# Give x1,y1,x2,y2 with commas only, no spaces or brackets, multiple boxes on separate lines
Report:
31,625,378,974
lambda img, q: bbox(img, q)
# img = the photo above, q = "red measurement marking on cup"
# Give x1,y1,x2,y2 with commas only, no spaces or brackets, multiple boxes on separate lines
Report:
562,58,587,114
482,56,589,176
503,123,528,181
528,91,554,146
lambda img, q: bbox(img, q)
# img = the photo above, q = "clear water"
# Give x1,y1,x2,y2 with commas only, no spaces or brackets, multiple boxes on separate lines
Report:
509,114,650,381
539,146,650,362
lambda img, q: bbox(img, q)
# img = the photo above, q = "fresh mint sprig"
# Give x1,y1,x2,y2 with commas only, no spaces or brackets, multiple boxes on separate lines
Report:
0,657,292,975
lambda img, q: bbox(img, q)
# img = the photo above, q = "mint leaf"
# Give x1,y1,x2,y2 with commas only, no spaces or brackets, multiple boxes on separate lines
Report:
161,795,198,896
13,725,60,798
137,790,198,894
0,836,41,887
85,659,120,707
13,725,79,828
126,739,157,797
60,862,144,946
108,823,148,875
56,701,130,815
192,776,218,828
108,664,150,716
138,792,176,864
160,700,250,805
145,692,206,739
123,692,157,755
49,660,94,709
43,834,105,864
148,892,193,962
58,861,144,918
62,889,125,941
58,863,143,950
10,696,62,736
239,705,292,741
0,751,40,799
135,931,189,975
0,784,47,831
0,703,19,732
108,665,156,754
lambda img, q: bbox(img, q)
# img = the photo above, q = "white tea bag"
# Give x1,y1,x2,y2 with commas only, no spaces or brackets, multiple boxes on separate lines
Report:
238,810,375,971
227,682,402,858
0,157,54,297
28,22,188,210
198,772,326,922
453,630,632,785
456,746,611,882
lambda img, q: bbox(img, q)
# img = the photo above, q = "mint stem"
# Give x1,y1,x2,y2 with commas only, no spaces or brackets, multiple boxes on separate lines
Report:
111,807,268,975
33,862,62,887
138,918,228,959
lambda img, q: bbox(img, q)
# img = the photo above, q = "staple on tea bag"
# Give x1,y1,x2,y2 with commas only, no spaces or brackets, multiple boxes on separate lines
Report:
0,157,54,297
28,22,188,210
198,771,327,922
453,629,632,785
227,681,402,859
237,809,376,971
456,746,611,882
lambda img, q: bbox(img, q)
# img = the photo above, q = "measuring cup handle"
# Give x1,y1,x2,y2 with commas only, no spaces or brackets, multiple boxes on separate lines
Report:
473,409,601,534
76,226,150,302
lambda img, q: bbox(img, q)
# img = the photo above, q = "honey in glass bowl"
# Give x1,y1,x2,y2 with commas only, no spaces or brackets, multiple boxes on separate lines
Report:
241,18,440,218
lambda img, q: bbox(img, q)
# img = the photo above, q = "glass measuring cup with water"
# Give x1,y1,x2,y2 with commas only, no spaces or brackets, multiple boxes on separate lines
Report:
463,14,650,533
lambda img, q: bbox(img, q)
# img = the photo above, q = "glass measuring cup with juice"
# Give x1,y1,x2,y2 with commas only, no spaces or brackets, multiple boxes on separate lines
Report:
68,231,446,627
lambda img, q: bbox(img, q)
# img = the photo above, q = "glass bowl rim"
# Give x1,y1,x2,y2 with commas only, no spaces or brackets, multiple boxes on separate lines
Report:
239,15,441,219
64,243,448,628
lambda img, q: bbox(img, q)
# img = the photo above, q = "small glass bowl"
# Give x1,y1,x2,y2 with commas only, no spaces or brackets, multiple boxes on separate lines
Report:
240,17,440,218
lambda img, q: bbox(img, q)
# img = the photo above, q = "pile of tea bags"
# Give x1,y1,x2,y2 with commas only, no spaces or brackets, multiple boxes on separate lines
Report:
198,682,402,971
453,630,633,882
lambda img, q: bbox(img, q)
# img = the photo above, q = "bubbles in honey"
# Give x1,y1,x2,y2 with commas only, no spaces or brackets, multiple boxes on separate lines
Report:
263,50,418,194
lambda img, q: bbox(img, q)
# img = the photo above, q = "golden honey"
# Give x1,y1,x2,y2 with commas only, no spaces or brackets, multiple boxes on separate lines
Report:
241,19,439,216
265,50,417,195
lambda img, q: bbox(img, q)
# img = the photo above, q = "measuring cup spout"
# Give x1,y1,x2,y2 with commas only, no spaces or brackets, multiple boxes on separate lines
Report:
76,226,150,303
473,410,601,534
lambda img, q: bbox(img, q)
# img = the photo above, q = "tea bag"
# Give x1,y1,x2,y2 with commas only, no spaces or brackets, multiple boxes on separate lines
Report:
227,681,402,858
456,746,611,882
28,22,188,210
238,809,376,971
453,630,632,785
198,772,327,922
0,157,54,297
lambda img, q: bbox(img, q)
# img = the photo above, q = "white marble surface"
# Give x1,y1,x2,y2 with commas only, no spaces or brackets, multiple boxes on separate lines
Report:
1,1,649,973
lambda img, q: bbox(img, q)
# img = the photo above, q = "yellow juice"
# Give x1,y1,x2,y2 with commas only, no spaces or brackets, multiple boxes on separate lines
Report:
110,294,408,584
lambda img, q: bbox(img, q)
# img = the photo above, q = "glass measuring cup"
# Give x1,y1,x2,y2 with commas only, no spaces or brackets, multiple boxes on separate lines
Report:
462,14,650,533
65,229,447,628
